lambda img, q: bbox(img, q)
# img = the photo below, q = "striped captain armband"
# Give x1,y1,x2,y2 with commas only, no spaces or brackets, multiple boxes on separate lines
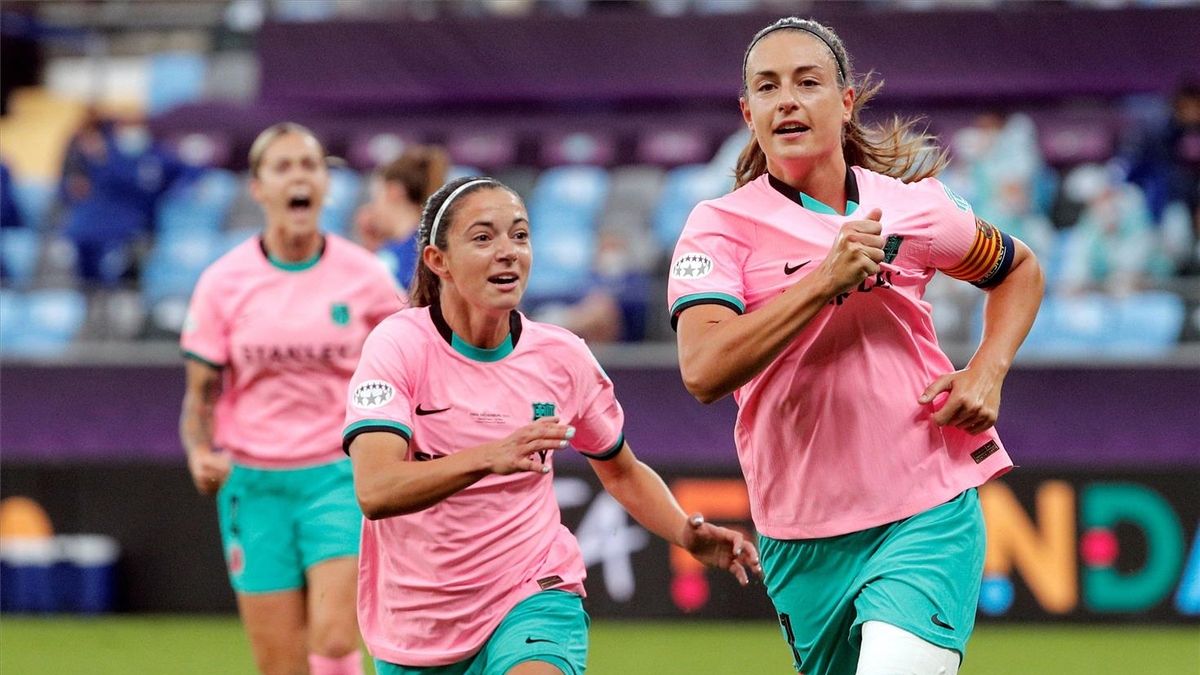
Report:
942,217,1015,289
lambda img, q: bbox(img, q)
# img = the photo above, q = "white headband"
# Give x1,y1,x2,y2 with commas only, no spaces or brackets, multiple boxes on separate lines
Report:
429,179,494,246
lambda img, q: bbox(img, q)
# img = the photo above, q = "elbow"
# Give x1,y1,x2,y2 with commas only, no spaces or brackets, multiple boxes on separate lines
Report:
356,488,393,521
681,369,723,405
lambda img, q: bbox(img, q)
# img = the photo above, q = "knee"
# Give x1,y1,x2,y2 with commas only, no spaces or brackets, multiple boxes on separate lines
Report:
308,619,359,658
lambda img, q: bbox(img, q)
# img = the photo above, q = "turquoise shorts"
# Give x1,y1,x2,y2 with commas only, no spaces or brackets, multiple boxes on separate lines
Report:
758,489,986,675
374,590,590,675
216,459,361,594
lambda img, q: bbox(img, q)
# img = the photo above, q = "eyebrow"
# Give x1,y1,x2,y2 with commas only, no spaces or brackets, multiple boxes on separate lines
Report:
751,64,826,79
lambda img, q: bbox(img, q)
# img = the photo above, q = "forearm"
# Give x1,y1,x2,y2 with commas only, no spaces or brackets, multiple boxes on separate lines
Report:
970,249,1045,374
179,367,221,456
354,445,491,519
680,276,833,403
594,455,689,547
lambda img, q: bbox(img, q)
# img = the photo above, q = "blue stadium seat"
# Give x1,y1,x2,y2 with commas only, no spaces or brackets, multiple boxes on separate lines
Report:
653,164,732,254
156,169,239,238
1109,291,1185,357
141,230,223,305
0,288,24,350
525,166,610,299
1,289,88,356
319,167,363,237
1,227,40,288
10,180,55,230
147,52,207,115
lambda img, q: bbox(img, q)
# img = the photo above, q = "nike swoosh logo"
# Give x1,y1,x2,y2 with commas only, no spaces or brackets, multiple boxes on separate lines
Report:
525,637,557,645
415,405,450,416
783,260,811,275
930,613,954,630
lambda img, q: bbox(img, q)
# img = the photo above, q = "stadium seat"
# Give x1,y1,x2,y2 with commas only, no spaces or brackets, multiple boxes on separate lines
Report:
0,288,24,351
447,131,518,171
141,230,223,306
1109,291,1185,357
10,180,55,230
147,52,207,115
1,227,41,288
346,131,421,171
156,169,239,238
525,166,610,299
600,165,667,270
319,167,363,237
635,129,712,168
653,164,733,254
164,131,234,168
540,131,617,167
1,289,88,356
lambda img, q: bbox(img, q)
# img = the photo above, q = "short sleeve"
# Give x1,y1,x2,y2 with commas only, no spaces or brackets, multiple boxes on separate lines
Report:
568,340,625,461
342,324,414,454
926,179,1016,289
180,270,228,368
666,202,749,330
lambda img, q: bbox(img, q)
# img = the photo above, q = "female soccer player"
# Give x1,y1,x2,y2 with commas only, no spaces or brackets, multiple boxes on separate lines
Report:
668,18,1044,675
343,176,762,675
180,123,404,675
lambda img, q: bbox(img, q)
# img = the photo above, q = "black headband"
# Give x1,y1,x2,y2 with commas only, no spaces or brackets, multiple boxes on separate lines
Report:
743,22,846,86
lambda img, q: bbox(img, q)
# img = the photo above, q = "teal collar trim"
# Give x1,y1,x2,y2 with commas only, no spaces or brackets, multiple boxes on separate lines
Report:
768,170,860,217
449,333,515,362
429,301,522,363
260,236,325,272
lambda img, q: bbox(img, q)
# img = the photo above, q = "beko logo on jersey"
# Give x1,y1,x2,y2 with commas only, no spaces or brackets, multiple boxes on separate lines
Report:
671,253,714,280
352,380,395,409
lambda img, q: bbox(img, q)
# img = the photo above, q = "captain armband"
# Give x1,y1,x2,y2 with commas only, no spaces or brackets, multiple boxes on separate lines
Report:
941,218,1015,289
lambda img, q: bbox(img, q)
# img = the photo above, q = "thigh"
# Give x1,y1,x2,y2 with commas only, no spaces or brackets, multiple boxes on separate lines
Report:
306,556,361,656
218,468,304,593
238,589,308,675
854,621,960,675
481,591,589,675
297,460,362,570
853,490,986,659
373,657,474,675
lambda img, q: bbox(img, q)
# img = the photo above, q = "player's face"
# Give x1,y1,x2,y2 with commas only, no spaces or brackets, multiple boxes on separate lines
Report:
440,188,532,313
250,132,329,237
740,31,853,172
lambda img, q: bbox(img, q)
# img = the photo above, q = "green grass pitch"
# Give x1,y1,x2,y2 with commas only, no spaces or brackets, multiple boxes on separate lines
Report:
1,617,1196,674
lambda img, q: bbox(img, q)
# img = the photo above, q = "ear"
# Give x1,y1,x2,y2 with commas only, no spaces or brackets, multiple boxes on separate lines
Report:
739,96,754,131
423,244,450,281
249,176,266,206
842,87,855,125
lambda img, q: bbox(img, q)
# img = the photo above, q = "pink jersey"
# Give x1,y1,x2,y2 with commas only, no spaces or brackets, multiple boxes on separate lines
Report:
182,235,405,469
668,169,1014,540
342,305,624,667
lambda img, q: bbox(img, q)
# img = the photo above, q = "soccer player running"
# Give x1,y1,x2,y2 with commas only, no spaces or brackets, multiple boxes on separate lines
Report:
343,176,762,675
668,18,1044,675
180,123,405,675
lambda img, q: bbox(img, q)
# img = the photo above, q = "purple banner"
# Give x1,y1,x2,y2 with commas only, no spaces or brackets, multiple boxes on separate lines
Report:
1,365,1196,469
257,8,1200,107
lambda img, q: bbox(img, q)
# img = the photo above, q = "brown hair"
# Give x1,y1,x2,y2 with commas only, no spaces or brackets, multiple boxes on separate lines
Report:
734,17,947,189
410,177,519,308
247,122,325,177
378,145,451,205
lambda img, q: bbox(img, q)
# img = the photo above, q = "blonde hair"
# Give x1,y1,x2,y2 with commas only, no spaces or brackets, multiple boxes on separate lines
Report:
734,17,947,189
247,122,325,177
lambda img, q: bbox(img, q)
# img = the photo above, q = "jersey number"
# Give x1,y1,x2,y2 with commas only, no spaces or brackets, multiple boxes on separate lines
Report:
779,612,803,668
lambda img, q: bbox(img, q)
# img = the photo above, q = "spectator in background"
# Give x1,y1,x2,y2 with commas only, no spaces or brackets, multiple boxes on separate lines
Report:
987,169,1056,262
354,145,449,289
1123,78,1200,222
943,112,1047,222
59,108,190,286
1059,163,1172,296
1,160,20,230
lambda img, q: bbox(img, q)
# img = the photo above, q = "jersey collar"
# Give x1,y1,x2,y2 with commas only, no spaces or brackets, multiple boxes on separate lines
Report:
767,168,860,216
259,235,326,272
429,301,523,362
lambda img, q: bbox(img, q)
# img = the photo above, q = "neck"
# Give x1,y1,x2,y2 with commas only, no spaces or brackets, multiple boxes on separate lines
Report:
437,289,510,349
768,155,849,212
263,227,322,262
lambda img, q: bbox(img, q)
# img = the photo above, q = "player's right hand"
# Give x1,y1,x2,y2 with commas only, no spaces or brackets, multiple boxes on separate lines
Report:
484,417,574,476
814,208,886,298
187,449,231,496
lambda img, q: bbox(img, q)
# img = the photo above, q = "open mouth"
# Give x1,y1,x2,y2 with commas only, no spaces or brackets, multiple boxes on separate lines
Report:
287,195,313,211
774,123,811,135
488,273,519,287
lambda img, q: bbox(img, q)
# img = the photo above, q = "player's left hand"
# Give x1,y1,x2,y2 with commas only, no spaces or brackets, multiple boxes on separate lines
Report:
919,364,1005,435
679,513,763,586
